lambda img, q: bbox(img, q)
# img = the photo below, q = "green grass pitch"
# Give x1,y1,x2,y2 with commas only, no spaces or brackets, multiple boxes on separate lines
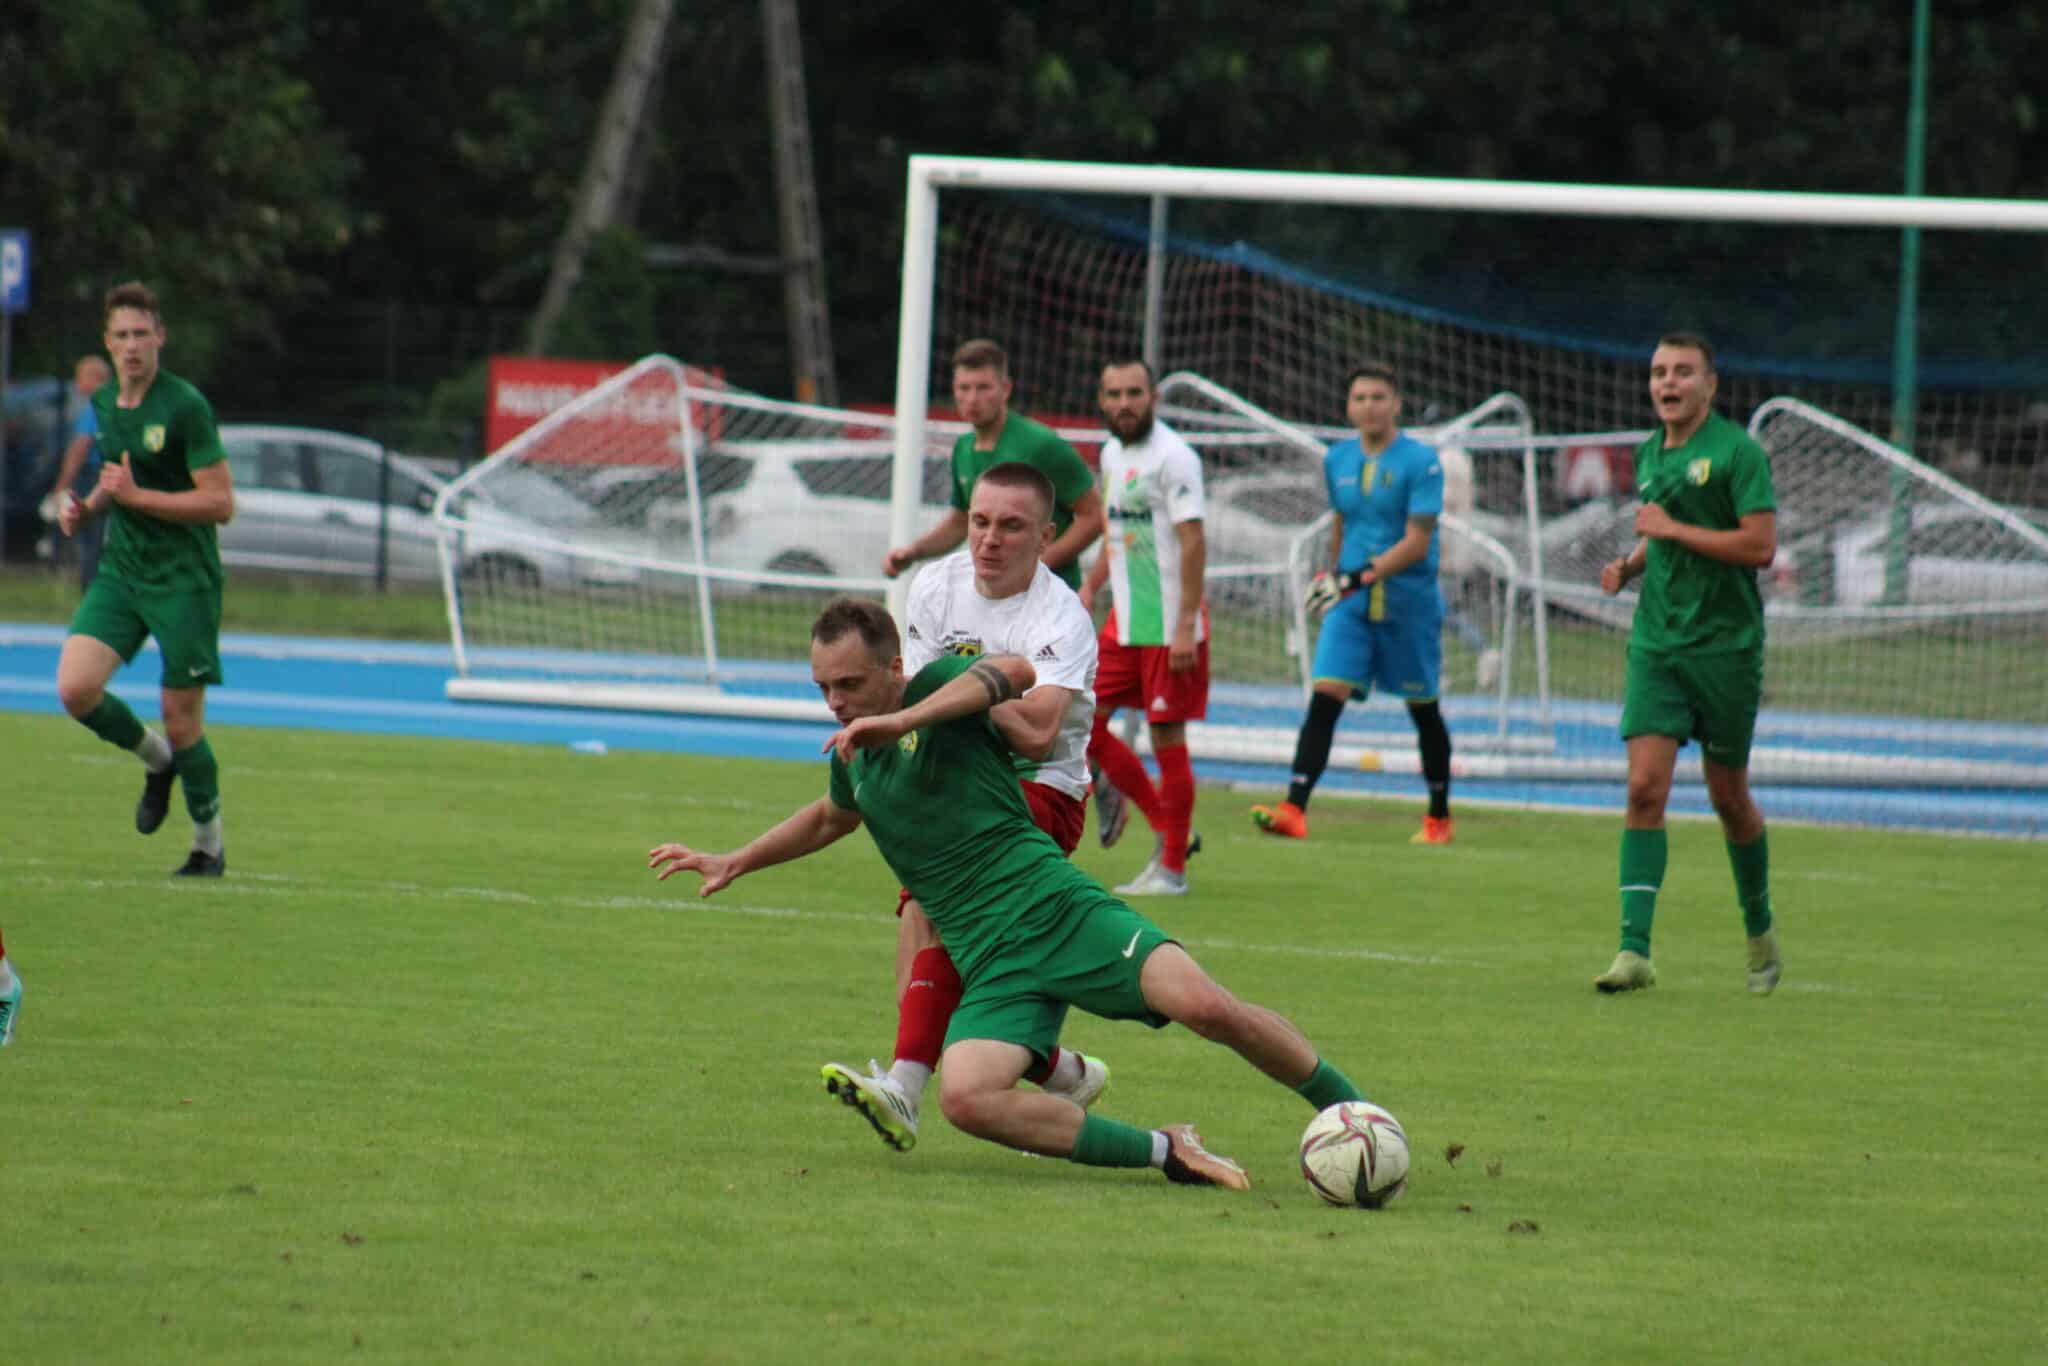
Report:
2,711,2042,1364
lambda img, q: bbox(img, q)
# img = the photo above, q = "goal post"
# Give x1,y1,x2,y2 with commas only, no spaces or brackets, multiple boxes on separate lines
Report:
887,155,2048,560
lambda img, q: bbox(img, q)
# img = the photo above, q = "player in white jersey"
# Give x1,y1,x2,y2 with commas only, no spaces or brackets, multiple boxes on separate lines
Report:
820,462,1111,1153
1081,359,1209,897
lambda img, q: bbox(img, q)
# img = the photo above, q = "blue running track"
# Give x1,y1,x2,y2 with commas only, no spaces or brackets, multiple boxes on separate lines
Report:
3,623,2041,838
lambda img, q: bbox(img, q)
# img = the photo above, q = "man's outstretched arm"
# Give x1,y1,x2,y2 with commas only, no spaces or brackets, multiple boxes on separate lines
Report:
650,797,862,896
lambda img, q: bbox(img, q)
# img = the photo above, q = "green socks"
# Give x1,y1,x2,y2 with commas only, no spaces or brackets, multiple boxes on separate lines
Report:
1069,1061,1367,1168
173,738,221,825
1619,826,1667,956
1295,1058,1365,1111
80,694,145,751
1069,1113,1157,1169
1727,831,1773,937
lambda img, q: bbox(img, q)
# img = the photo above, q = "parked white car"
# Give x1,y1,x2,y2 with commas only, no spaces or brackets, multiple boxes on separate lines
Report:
219,424,640,589
634,438,954,583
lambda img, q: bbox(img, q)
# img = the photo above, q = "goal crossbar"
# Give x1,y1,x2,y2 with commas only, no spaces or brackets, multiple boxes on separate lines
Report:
887,156,2048,577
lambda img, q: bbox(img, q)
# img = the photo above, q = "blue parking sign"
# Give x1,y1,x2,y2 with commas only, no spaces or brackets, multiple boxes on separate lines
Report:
1,230,29,314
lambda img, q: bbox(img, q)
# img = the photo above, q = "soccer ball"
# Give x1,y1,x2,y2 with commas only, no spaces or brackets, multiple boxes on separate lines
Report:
1299,1101,1410,1208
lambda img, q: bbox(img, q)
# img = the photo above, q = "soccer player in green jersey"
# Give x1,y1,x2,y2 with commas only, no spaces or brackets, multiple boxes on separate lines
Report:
1595,333,1781,995
54,282,235,877
649,598,1378,1189
882,338,1104,591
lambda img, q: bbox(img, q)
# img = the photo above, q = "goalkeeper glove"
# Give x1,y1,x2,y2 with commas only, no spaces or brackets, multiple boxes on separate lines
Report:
1304,568,1370,616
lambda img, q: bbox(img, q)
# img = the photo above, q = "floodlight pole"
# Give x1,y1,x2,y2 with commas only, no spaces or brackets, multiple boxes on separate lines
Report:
1884,0,1932,604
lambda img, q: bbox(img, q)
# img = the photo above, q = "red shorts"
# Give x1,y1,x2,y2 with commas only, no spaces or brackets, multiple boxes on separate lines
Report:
1020,779,1086,855
897,779,1084,915
1095,613,1210,722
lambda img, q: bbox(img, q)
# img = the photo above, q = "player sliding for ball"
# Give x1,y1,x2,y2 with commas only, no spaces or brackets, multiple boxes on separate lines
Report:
813,463,1113,1155
650,597,1384,1189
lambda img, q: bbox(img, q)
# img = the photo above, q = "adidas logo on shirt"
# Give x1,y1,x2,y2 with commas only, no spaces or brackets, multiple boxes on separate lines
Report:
1034,644,1058,661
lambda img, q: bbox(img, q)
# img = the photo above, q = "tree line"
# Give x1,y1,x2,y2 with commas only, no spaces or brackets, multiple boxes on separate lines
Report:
4,0,2043,442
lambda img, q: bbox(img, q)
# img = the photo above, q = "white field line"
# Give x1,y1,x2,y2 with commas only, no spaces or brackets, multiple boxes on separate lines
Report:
0,860,1478,968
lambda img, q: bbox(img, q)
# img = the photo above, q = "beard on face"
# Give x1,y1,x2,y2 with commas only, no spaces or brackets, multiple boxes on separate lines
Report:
1112,408,1154,443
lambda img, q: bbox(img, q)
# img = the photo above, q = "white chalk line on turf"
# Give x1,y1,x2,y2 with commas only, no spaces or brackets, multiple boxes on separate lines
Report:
21,867,1972,997
3,864,1487,968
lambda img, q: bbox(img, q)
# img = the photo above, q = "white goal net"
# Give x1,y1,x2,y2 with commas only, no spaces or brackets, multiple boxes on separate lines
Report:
896,158,2048,836
432,358,1542,747
432,162,2048,837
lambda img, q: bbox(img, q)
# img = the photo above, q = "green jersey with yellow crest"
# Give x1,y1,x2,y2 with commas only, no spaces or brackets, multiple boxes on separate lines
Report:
90,369,227,593
826,653,1090,980
1629,412,1776,655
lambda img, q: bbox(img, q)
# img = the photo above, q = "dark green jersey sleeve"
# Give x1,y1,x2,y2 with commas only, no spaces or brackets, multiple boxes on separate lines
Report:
827,751,856,810
1728,432,1776,518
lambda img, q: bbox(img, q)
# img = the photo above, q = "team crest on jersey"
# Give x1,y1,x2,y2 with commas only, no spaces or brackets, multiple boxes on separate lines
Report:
144,425,167,452
898,730,920,755
1688,458,1712,486
1111,469,1150,516
942,634,983,658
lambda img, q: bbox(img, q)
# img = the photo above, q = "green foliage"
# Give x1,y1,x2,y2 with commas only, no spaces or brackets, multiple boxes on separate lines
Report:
8,1,2046,404
3,717,2044,1362
0,0,361,375
545,225,660,362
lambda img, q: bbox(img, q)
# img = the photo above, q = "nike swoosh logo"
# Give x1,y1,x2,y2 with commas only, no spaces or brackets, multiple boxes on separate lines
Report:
1120,930,1142,958
188,667,207,677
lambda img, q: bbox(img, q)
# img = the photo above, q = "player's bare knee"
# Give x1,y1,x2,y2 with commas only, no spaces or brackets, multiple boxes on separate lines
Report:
1624,776,1669,822
937,1081,999,1137
56,674,103,718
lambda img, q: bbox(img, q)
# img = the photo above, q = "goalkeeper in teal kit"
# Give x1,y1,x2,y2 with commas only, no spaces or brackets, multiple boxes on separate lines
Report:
649,597,1380,1190
1253,363,1457,845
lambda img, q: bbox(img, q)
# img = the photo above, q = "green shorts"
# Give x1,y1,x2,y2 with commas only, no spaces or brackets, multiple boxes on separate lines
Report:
945,885,1176,1062
70,576,225,689
1620,646,1761,768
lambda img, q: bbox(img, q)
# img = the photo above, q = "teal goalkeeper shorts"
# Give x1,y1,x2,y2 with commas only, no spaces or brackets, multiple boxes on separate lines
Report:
1620,646,1761,768
70,576,225,689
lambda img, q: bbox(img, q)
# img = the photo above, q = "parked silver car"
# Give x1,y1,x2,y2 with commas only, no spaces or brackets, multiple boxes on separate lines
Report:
218,424,640,589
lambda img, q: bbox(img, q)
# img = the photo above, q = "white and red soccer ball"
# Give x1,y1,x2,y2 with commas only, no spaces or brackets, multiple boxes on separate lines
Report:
1299,1101,1410,1208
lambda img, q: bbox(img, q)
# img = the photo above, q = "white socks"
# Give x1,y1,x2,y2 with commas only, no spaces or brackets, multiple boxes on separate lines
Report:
193,817,224,857
1043,1049,1085,1092
888,1060,934,1100
136,729,173,773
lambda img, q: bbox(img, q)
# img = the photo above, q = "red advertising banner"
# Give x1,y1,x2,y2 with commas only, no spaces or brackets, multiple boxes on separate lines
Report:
485,356,723,459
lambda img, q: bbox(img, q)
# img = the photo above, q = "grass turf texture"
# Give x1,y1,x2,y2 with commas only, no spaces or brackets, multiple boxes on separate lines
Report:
3,711,2043,1363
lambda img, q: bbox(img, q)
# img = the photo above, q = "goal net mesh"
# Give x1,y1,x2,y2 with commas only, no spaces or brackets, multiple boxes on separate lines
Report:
434,190,2048,836
926,191,2048,833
